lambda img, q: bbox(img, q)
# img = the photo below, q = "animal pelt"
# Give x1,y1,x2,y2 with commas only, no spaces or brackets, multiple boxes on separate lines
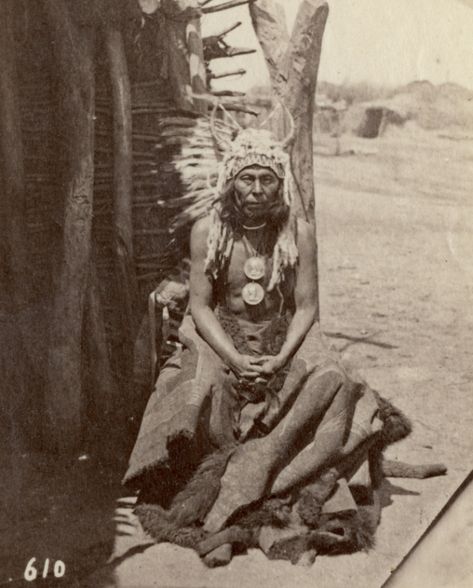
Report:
262,508,376,563
136,440,376,560
135,392,444,564
136,442,296,552
310,508,376,555
136,444,235,545
230,496,293,529
373,391,412,447
265,534,314,564
135,503,207,549
373,393,447,480
382,459,447,479
296,470,339,527
296,478,377,554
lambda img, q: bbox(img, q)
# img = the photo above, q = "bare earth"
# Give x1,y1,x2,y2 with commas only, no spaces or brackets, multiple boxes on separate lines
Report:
2,129,472,587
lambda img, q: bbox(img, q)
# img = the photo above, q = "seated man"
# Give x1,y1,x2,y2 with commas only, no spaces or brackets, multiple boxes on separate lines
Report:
123,125,415,565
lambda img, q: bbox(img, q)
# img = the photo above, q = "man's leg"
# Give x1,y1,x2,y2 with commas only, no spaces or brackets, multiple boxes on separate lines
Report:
204,364,358,533
124,315,231,485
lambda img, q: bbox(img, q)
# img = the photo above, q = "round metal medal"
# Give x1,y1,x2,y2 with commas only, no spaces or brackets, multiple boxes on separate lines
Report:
242,282,265,306
243,256,266,281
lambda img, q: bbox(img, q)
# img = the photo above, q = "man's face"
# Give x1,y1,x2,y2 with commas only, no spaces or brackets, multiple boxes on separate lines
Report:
233,165,281,220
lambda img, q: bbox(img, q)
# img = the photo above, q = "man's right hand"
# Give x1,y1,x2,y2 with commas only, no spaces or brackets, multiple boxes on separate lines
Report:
228,353,263,382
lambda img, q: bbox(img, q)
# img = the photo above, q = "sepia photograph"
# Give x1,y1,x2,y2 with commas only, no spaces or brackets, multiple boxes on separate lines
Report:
1,0,472,586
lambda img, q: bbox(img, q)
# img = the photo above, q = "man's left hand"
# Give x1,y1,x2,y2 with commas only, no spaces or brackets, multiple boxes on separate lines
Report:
251,355,286,380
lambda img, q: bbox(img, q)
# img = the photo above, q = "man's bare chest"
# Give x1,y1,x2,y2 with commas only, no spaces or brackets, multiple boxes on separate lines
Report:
214,240,295,317
226,240,273,292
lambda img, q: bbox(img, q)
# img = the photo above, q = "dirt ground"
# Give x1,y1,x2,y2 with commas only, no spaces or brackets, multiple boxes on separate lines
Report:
2,128,472,587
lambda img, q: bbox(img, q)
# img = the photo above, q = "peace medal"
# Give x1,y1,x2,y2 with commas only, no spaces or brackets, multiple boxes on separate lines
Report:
243,256,266,281
242,282,265,306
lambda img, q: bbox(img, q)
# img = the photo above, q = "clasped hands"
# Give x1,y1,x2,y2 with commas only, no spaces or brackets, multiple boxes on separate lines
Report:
229,353,286,385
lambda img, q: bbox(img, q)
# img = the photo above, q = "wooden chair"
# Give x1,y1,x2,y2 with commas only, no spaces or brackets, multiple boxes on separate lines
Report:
135,260,191,388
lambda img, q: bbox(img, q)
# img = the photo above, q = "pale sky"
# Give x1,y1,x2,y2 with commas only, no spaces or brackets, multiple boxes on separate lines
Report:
203,0,473,91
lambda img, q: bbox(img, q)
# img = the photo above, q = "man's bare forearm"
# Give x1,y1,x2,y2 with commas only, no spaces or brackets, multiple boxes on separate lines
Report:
192,304,316,368
191,303,240,365
277,306,316,364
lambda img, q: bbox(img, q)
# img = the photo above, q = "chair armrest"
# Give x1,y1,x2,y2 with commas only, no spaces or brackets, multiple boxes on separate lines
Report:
148,279,190,385
148,291,164,386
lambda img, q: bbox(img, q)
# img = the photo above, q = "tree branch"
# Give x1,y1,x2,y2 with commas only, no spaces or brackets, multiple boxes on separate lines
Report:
250,0,329,321
209,67,246,79
202,0,253,14
204,35,256,61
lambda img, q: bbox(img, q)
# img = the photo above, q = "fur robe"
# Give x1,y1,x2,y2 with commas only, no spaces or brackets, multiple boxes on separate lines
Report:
124,311,443,566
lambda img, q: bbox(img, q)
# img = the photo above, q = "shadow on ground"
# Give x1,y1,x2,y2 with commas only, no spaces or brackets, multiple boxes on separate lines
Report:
0,440,130,587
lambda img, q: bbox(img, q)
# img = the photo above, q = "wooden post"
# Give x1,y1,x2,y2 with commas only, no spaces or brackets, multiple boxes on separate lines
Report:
162,0,207,112
43,0,96,453
0,0,34,451
0,2,28,308
187,17,208,112
106,29,134,260
105,27,140,383
83,255,124,462
250,0,329,319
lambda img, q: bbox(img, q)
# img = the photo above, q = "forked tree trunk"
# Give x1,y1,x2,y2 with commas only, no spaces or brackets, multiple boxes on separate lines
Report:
43,0,96,453
250,0,329,319
250,0,328,218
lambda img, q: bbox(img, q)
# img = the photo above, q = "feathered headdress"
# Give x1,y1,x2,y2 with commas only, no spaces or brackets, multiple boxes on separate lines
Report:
210,102,296,209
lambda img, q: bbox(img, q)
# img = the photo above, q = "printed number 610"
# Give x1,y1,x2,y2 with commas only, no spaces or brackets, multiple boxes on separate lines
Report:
24,558,66,582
